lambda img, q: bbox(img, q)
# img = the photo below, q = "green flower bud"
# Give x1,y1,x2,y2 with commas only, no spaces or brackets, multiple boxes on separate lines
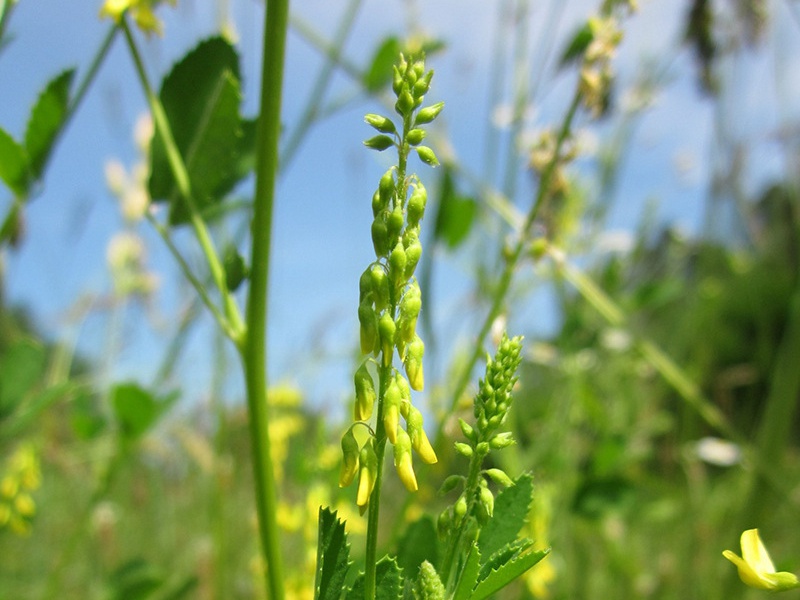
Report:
404,239,422,279
416,146,440,167
359,268,373,304
489,431,516,449
407,185,427,224
484,468,514,488
454,442,473,458
357,440,378,513
453,494,468,524
392,65,404,96
395,88,415,116
387,205,405,242
379,168,395,204
395,373,411,403
384,378,402,444
372,190,383,218
414,102,444,126
413,71,433,98
406,405,438,464
458,418,476,443
399,290,422,342
438,474,465,496
407,128,426,146
389,242,408,287
437,507,453,538
369,264,390,312
371,215,389,257
364,134,395,151
358,302,378,354
354,361,376,421
404,335,425,391
415,561,446,600
339,429,360,487
378,311,396,365
364,113,396,134
393,428,418,492
477,485,495,523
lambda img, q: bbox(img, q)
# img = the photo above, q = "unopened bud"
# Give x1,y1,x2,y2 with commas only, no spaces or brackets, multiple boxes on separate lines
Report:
454,442,473,458
395,88,415,116
478,485,495,520
414,102,444,126
371,215,389,257
393,428,418,492
369,264,390,312
407,128,426,146
364,134,395,151
484,468,514,488
416,146,440,167
439,475,464,495
405,239,422,279
354,362,376,421
389,242,408,287
453,495,468,524
364,113,396,134
356,441,378,513
407,185,427,224
404,336,425,390
379,168,395,205
458,419,476,442
489,431,516,449
339,429,360,487
387,205,405,242
406,405,438,464
378,312,396,366
358,302,378,354
383,378,402,444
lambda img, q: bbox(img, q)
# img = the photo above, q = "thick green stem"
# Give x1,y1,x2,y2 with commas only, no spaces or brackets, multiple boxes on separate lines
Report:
242,0,289,598
122,20,244,345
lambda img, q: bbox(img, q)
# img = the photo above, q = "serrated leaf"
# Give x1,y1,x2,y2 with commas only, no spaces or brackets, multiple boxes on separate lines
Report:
452,544,481,600
348,556,403,600
0,127,29,196
24,69,74,180
477,473,534,559
434,168,475,250
149,37,244,225
468,548,550,600
314,507,351,600
397,516,438,577
364,36,401,92
477,538,533,583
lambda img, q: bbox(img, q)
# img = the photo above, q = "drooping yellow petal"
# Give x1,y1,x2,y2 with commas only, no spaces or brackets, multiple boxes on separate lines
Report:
723,529,800,591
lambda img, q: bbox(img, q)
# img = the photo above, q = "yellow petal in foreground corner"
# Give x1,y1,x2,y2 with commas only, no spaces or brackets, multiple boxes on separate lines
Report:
723,529,800,591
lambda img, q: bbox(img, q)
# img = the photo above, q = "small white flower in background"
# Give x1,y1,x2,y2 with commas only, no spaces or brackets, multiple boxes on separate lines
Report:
106,232,158,297
693,436,741,467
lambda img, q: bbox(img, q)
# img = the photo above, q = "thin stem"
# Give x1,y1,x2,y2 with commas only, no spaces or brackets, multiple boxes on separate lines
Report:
121,20,244,345
64,24,119,131
441,91,581,438
282,0,363,170
145,211,236,339
243,0,290,597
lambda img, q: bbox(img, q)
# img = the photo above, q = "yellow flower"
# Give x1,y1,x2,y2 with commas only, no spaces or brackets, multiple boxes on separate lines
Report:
723,529,800,591
98,0,176,37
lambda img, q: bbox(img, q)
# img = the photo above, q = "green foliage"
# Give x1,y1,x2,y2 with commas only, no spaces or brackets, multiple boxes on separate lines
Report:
349,556,404,600
107,558,197,600
397,516,439,578
148,37,249,225
0,338,45,421
25,69,74,181
477,473,534,559
433,168,476,250
110,382,177,443
315,508,351,600
470,547,550,600
0,127,27,196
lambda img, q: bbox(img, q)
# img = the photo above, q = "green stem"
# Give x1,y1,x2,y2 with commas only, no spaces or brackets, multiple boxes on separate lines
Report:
242,0,290,598
121,20,244,345
64,24,118,131
364,362,391,599
441,91,581,438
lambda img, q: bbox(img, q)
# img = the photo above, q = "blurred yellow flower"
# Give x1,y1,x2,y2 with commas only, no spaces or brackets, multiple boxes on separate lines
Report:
98,0,176,37
723,529,800,592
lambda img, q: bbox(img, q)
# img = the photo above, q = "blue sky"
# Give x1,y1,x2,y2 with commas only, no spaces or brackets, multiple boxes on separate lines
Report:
1,0,798,414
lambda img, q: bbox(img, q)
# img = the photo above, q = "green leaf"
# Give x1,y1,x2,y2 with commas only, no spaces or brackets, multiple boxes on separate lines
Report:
433,168,476,250
149,37,244,225
24,69,75,180
468,548,550,600
109,559,164,600
0,127,29,196
348,556,403,600
477,473,534,559
111,383,176,441
364,36,401,92
452,544,481,600
0,338,46,420
397,516,439,578
477,538,533,583
314,507,351,600
559,22,593,67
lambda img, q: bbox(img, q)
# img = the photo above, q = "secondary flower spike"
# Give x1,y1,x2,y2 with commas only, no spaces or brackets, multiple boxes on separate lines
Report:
723,529,800,591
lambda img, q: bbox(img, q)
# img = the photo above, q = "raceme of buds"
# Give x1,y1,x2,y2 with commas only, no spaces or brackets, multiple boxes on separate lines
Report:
415,560,446,600
474,333,523,440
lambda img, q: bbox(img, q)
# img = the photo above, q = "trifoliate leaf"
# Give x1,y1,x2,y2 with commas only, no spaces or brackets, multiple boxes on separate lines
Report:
314,507,351,600
469,548,550,600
